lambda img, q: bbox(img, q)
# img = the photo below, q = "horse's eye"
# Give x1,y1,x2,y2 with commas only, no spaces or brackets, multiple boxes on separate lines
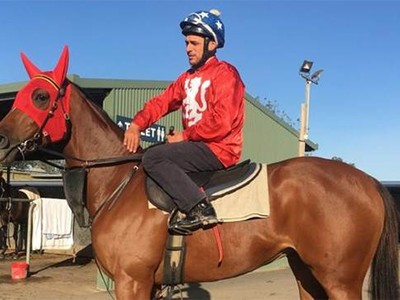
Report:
32,89,50,110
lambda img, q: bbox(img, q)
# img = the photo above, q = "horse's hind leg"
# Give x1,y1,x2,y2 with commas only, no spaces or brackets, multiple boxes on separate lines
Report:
19,222,28,253
286,249,328,299
287,249,363,300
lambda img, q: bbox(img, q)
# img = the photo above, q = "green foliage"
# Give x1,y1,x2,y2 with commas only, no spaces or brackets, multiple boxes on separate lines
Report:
255,97,299,130
331,156,355,167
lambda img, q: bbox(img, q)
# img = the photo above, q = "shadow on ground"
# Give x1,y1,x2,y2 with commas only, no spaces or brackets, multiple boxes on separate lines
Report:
28,244,93,276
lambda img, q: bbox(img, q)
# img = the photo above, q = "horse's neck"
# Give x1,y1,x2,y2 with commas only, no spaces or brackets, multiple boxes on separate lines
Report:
63,88,136,214
64,89,126,163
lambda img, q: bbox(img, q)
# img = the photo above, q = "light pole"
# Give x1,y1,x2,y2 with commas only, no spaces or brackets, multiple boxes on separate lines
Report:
298,60,323,157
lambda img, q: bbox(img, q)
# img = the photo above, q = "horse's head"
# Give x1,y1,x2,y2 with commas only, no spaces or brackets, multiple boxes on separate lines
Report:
0,46,71,165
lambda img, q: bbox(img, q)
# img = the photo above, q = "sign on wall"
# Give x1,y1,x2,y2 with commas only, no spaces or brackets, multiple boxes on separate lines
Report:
116,115,166,143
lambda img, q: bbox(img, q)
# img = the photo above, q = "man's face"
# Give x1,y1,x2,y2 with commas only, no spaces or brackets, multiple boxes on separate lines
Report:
185,35,218,66
185,35,205,66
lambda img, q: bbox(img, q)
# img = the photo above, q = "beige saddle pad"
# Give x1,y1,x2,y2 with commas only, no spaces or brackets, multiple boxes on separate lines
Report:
148,164,270,222
213,163,269,222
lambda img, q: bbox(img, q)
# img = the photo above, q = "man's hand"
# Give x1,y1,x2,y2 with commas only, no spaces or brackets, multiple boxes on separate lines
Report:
167,131,184,143
124,122,141,153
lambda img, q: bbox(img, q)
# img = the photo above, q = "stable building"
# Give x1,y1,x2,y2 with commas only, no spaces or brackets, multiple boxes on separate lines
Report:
0,75,317,164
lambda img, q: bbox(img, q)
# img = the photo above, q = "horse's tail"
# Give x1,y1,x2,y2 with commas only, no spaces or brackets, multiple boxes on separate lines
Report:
370,179,399,300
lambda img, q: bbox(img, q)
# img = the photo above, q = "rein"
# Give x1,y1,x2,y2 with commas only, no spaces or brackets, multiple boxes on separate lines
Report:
36,147,144,227
90,164,139,226
36,146,144,168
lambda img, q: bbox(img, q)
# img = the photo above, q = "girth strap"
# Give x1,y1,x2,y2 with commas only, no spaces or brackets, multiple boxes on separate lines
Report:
162,234,187,285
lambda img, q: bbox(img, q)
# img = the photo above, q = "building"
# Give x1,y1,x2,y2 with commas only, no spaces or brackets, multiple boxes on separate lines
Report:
0,75,317,164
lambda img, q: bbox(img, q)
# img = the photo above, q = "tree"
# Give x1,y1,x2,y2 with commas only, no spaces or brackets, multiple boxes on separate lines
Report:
331,156,355,167
255,97,298,130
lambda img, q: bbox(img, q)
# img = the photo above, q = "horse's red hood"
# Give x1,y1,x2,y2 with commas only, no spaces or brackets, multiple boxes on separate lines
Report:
12,46,71,142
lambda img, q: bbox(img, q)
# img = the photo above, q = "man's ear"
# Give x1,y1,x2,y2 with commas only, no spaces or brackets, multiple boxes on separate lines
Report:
208,40,218,52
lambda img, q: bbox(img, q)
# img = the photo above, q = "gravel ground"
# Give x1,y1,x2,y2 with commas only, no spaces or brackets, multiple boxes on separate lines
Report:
0,249,371,300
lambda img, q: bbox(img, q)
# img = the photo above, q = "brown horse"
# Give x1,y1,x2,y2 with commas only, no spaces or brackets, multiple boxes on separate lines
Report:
0,187,30,259
0,46,398,299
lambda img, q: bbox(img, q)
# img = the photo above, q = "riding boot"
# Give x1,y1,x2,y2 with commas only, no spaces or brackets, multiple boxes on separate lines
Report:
171,199,218,233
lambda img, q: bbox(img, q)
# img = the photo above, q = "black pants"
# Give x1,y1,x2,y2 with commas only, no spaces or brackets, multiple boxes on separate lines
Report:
142,141,224,213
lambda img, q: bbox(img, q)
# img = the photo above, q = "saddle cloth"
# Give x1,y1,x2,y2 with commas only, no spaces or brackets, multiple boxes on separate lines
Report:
148,163,270,222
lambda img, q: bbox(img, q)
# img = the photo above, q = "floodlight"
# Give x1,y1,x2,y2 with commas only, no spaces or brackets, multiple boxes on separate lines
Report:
310,69,324,84
299,60,313,74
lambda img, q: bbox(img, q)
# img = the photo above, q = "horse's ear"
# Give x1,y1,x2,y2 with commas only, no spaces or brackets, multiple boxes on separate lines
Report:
53,46,69,86
20,52,41,79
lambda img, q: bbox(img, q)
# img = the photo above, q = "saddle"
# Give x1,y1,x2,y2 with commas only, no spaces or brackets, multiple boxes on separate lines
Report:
145,159,260,213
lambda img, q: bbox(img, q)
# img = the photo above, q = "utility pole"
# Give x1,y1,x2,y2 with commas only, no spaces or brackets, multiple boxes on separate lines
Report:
298,60,323,156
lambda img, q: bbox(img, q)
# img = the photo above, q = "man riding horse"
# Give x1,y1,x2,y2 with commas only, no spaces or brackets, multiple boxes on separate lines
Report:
0,24,398,299
124,9,245,234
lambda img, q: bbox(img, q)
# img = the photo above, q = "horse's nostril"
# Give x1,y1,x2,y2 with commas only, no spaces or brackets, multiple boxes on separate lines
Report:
0,134,10,149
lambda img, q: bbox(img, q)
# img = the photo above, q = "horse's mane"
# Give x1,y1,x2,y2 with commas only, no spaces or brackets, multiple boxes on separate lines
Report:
68,81,143,154
69,81,124,134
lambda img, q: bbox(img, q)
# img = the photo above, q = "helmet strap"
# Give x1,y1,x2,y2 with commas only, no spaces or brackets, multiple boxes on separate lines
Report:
192,37,216,69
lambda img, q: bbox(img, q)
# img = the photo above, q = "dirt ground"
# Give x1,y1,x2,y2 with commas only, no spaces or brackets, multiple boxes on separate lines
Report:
0,248,371,300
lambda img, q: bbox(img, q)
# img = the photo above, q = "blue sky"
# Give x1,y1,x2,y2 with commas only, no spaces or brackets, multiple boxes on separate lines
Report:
0,1,399,180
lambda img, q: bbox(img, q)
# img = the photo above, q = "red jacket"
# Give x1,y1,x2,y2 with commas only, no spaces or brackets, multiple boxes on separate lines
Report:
132,57,245,167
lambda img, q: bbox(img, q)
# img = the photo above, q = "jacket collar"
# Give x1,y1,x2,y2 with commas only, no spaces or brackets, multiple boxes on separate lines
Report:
189,56,218,73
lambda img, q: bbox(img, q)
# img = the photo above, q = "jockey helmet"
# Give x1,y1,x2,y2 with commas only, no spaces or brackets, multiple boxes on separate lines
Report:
180,9,225,48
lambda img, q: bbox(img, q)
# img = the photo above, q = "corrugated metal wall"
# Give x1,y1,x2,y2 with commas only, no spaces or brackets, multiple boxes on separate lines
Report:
103,87,300,163
242,98,299,163
103,88,182,148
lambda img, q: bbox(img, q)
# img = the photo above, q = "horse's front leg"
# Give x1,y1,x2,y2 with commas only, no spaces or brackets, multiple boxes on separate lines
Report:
114,273,155,300
0,225,7,259
12,223,20,259
20,222,28,253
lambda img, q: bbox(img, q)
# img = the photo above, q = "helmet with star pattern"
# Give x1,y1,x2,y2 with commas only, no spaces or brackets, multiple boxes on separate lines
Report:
180,9,225,48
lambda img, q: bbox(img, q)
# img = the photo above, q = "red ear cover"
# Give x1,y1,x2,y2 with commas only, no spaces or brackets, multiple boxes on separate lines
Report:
15,45,71,143
20,46,69,85
20,52,41,79
53,46,69,87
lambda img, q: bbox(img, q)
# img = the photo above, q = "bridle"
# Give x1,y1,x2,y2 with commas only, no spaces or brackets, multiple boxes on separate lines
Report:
17,74,70,157
14,76,144,226
16,76,143,167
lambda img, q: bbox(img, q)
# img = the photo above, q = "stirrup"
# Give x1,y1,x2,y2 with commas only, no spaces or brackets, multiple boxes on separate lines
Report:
167,208,193,236
169,225,193,236
201,217,218,229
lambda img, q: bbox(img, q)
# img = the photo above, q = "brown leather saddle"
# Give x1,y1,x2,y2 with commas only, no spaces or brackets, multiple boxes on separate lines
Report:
146,159,261,213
